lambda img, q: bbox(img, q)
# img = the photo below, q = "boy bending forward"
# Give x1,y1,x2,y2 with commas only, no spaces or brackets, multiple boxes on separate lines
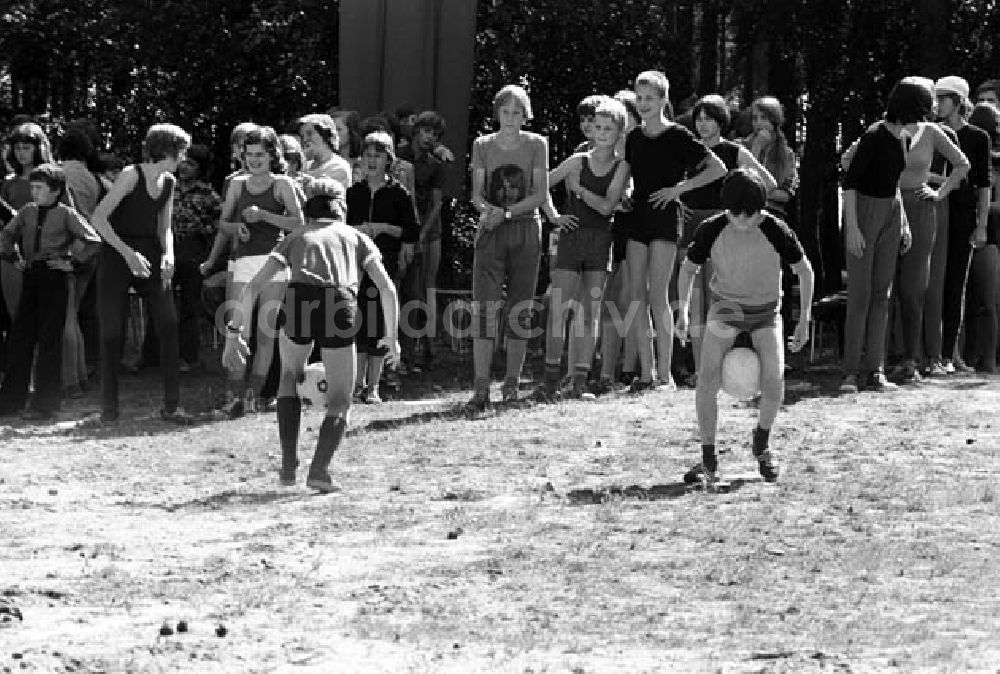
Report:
675,169,813,486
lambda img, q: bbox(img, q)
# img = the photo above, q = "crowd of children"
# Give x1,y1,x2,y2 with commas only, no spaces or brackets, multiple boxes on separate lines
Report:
1,69,999,490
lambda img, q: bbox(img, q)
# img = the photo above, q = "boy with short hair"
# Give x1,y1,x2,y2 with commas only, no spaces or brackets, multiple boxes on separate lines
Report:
537,98,629,400
223,179,400,492
0,163,101,419
574,95,606,153
675,169,813,487
543,94,609,382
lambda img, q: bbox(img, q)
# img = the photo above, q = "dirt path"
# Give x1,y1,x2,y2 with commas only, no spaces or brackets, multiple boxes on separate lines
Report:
2,370,1000,672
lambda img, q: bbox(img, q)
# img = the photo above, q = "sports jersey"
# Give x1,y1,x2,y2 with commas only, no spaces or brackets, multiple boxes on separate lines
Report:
686,212,804,306
269,220,380,290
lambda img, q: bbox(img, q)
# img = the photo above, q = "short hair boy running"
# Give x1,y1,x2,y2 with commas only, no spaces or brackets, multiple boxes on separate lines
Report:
222,179,400,493
675,169,813,487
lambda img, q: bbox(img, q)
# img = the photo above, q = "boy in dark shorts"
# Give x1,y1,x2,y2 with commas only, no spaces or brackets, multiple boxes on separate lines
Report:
675,169,813,487
625,70,727,390
222,179,400,493
536,98,629,400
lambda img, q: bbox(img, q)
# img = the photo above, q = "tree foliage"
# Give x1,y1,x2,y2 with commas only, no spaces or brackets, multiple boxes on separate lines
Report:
0,0,340,180
471,0,1000,291
4,0,1000,290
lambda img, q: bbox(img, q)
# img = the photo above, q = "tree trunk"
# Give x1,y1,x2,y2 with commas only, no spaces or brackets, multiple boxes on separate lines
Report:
699,0,720,94
914,0,951,78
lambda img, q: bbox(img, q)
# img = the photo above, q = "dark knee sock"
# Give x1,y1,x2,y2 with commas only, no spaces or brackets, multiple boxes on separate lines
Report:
701,443,717,472
310,414,347,476
753,425,770,455
276,396,301,470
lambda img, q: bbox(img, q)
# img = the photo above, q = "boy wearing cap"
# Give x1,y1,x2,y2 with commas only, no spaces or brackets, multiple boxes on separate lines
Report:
934,75,992,373
223,179,399,493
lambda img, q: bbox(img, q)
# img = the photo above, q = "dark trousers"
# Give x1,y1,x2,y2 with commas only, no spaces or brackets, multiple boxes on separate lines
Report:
77,252,101,367
98,246,179,419
0,264,68,413
0,284,9,374
942,217,975,360
142,258,205,364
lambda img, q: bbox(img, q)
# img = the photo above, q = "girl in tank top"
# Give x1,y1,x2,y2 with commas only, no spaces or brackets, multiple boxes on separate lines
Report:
217,125,304,417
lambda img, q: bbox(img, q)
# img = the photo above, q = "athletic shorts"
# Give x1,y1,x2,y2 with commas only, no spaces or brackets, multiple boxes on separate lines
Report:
611,210,633,264
230,255,289,284
627,200,681,245
554,227,613,273
707,297,779,334
277,283,358,349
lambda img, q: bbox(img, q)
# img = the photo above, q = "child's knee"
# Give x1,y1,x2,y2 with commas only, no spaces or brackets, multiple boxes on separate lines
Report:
325,396,351,419
759,365,783,397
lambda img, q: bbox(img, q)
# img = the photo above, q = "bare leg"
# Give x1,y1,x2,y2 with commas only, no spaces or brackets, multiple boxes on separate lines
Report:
647,240,678,385
626,241,654,382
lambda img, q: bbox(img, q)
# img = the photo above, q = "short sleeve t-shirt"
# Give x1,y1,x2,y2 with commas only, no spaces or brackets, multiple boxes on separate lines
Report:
683,139,740,210
842,123,905,198
624,123,710,201
269,221,380,291
305,154,352,190
471,131,547,226
686,212,805,306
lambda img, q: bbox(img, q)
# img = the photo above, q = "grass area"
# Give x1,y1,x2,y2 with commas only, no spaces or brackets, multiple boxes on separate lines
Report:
2,346,1000,672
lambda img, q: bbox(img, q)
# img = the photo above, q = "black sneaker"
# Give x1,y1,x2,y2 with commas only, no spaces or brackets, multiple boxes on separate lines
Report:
278,468,296,486
753,446,779,482
683,461,705,484
838,374,859,394
589,377,616,397
501,381,519,403
629,377,655,394
532,381,560,403
683,461,723,490
306,472,340,493
567,380,596,401
465,390,490,413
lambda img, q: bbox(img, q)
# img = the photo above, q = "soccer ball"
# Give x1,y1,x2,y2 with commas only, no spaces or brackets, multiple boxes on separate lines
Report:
721,347,761,400
297,363,329,407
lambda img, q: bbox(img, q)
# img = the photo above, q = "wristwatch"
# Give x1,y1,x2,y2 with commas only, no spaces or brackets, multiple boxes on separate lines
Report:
504,209,512,221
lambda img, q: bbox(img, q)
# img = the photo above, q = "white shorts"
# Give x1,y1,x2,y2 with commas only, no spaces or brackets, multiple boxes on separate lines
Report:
229,255,289,284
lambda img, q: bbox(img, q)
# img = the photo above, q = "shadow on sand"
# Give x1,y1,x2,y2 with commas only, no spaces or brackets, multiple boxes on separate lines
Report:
565,477,763,505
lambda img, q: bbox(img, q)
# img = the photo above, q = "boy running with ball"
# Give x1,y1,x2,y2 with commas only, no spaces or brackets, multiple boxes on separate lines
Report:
675,169,813,487
222,179,400,493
